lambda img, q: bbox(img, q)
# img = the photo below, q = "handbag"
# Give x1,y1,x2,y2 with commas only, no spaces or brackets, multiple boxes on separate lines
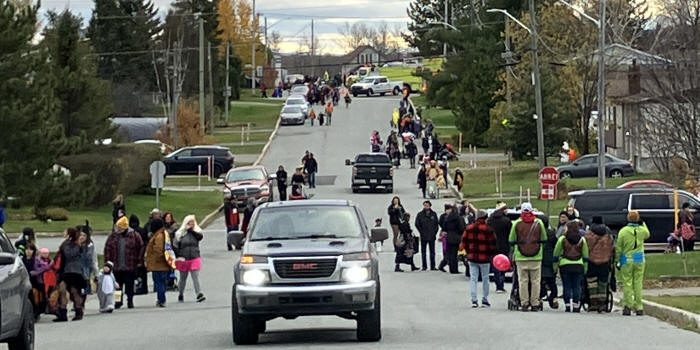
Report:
680,223,696,240
164,233,177,269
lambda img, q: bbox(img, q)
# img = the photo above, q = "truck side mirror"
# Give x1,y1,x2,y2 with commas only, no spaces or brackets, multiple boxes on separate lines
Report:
345,159,353,166
216,178,225,185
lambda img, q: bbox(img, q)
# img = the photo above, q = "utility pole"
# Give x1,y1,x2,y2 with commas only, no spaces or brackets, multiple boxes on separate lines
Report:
224,42,231,123
171,40,183,148
264,16,268,64
311,18,315,77
198,13,205,135
251,0,256,92
597,0,607,188
207,41,214,133
443,0,448,58
529,0,546,168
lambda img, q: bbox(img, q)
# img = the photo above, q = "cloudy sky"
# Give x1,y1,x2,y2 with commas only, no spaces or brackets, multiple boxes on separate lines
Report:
38,0,412,55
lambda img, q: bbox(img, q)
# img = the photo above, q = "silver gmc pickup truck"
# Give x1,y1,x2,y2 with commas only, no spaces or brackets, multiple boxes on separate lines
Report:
228,200,388,345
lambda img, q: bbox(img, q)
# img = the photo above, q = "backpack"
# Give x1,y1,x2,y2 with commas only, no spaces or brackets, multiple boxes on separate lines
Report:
516,221,541,257
586,232,614,264
563,235,583,260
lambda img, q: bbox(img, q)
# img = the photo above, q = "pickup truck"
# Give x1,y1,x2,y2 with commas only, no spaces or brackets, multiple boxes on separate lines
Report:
350,76,402,97
228,200,388,344
345,153,394,193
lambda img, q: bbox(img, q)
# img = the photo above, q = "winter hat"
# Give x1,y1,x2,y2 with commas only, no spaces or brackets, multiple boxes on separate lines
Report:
104,261,114,270
149,218,164,233
38,247,49,255
150,208,161,215
476,210,488,219
627,210,640,223
22,227,35,237
521,202,534,212
116,216,129,231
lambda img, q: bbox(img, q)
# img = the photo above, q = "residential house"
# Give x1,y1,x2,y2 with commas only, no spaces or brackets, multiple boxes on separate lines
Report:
280,45,381,78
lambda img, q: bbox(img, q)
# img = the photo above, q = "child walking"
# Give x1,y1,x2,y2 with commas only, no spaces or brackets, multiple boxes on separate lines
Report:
98,261,119,313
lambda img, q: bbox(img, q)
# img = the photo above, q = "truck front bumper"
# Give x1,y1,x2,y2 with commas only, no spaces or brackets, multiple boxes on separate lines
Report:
235,280,377,315
352,178,393,187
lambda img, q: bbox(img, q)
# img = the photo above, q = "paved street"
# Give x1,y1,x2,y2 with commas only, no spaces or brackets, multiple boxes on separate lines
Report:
29,96,699,350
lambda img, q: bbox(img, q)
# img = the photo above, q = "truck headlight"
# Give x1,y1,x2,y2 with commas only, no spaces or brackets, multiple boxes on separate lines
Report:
242,269,269,286
260,185,269,193
342,266,370,283
223,188,231,199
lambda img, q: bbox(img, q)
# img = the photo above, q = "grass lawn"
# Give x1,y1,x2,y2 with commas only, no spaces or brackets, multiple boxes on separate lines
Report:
163,176,218,187
3,191,222,234
382,58,444,87
212,130,271,144
645,252,700,279
645,295,700,314
225,103,280,129
226,143,265,154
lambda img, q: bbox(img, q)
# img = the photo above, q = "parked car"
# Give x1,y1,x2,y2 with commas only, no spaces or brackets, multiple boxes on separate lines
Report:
557,154,635,179
345,153,394,193
218,166,276,208
617,180,673,189
0,228,35,350
289,84,309,98
163,145,235,177
279,105,305,126
567,188,700,250
485,207,551,229
228,200,385,345
350,76,402,97
283,96,309,117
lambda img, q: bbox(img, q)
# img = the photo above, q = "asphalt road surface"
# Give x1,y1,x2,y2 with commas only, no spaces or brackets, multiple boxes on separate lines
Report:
29,96,699,350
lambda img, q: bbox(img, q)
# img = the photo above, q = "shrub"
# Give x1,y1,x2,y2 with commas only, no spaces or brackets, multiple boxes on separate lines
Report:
45,207,69,221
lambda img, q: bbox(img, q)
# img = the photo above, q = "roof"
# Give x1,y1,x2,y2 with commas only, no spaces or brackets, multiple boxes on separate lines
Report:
229,165,265,171
258,199,353,208
568,188,694,196
184,145,229,149
568,43,671,66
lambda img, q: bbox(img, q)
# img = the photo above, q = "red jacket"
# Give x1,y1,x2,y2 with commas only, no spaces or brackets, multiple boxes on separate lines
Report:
460,218,497,264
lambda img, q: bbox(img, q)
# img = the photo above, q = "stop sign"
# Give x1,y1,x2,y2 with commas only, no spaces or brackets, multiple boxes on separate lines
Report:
539,167,559,185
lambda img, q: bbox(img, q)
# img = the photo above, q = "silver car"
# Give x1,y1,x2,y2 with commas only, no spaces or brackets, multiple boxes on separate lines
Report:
279,105,305,125
284,96,309,117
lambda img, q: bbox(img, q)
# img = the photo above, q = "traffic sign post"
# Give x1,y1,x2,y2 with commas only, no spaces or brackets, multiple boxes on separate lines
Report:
539,166,560,218
150,161,166,210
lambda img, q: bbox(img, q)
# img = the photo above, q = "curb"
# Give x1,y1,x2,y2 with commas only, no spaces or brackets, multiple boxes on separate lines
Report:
613,296,700,331
200,118,281,229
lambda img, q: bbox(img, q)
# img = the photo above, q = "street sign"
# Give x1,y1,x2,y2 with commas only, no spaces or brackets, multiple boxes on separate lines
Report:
540,184,557,200
539,166,559,185
150,161,166,189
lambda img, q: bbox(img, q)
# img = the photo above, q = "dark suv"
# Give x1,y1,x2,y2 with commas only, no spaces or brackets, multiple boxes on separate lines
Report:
568,188,700,249
0,229,34,350
163,145,235,177
228,200,387,345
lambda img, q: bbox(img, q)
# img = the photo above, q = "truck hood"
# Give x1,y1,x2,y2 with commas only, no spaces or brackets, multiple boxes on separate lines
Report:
244,238,366,257
225,179,267,188
351,82,371,88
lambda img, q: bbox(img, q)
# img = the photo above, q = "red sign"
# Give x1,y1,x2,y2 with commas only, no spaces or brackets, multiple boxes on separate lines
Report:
540,184,557,200
539,167,560,185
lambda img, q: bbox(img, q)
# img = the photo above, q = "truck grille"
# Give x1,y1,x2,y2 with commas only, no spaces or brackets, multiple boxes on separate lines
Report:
273,258,337,279
231,188,260,197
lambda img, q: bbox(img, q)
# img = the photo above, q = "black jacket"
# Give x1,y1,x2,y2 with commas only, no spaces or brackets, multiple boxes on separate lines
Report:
487,210,512,255
276,170,288,187
387,205,406,226
439,211,465,245
417,169,427,187
415,209,439,241
304,158,318,173
291,173,305,185
541,230,557,278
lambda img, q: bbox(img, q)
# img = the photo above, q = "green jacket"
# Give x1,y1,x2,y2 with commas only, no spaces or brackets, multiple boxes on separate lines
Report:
508,218,548,261
553,235,589,273
616,222,650,265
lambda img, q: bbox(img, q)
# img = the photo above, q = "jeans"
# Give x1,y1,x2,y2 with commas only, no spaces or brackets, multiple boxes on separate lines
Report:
492,264,506,291
468,262,491,303
420,240,436,269
516,260,542,307
308,172,316,188
152,271,168,304
561,271,583,305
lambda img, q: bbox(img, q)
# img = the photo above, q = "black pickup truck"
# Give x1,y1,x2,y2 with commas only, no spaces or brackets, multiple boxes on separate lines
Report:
346,153,394,193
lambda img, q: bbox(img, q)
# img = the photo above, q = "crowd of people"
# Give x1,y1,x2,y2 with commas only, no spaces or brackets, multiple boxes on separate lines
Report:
383,195,653,316
14,199,207,323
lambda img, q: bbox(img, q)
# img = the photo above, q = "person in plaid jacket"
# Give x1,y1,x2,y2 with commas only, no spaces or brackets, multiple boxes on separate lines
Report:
460,210,497,308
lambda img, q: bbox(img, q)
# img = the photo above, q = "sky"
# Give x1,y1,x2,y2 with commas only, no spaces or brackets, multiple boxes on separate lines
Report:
38,0,413,55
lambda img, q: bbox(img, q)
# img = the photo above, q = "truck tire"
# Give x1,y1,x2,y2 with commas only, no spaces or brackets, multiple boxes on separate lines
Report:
8,299,34,350
367,89,373,97
232,288,259,345
352,186,358,193
380,92,386,96
357,283,381,342
386,185,393,193
392,87,400,96
353,92,358,97
213,164,223,178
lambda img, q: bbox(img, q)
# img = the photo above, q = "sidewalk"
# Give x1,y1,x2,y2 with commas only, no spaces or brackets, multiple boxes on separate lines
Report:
644,287,700,297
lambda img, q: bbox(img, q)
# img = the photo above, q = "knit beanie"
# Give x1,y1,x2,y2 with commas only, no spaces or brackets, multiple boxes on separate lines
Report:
116,216,129,231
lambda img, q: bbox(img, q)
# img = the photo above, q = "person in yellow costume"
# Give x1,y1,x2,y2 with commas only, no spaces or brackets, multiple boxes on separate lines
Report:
616,210,650,316
391,108,400,128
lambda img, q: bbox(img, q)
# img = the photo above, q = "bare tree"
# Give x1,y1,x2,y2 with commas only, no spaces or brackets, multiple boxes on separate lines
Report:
268,30,282,51
337,22,372,52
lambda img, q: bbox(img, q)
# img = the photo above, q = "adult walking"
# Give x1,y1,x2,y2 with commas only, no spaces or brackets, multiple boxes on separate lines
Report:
508,202,548,311
78,228,98,295
617,210,650,316
276,165,288,201
104,216,144,309
554,221,589,312
387,196,406,250
174,215,206,303
130,214,149,295
460,210,497,307
145,218,171,307
325,101,334,126
163,211,179,241
395,213,419,272
439,204,465,274
415,201,439,271
54,228,87,322
487,202,511,293
585,216,615,312
304,153,318,188
406,141,418,169
678,202,696,251
417,164,427,198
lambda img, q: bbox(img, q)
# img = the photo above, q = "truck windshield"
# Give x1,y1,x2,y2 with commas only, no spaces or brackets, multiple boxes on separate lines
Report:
356,155,389,163
360,78,375,83
249,206,363,241
226,169,265,182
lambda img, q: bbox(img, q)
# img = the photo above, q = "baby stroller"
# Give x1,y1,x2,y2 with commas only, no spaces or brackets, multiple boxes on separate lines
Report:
426,179,439,199
581,262,616,313
507,262,543,311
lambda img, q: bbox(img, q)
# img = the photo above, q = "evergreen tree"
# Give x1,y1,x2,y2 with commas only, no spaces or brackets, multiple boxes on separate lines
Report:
404,0,442,56
44,10,115,147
